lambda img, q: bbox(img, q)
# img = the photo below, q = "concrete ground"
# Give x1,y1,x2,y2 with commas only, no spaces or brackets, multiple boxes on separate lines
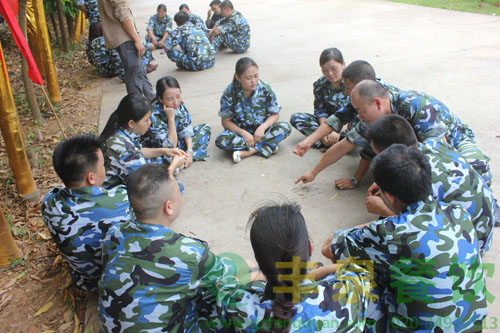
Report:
99,0,500,325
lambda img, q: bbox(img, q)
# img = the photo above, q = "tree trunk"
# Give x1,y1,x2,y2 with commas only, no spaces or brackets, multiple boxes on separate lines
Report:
56,0,69,52
65,13,74,41
50,13,60,47
18,0,44,125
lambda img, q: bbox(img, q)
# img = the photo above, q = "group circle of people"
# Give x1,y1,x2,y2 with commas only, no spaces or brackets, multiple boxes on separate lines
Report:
41,0,498,332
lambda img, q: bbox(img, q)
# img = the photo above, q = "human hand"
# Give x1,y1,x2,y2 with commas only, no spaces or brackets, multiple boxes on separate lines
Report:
171,154,187,170
163,106,175,119
165,148,188,158
253,127,265,143
365,195,393,217
321,132,340,147
241,131,255,147
335,178,356,190
184,152,193,168
367,182,381,196
321,235,334,261
295,171,316,184
134,40,145,57
158,41,165,48
293,140,312,156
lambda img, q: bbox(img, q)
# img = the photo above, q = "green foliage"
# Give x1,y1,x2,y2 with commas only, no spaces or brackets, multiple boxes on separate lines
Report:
0,24,13,47
44,0,79,18
387,0,500,15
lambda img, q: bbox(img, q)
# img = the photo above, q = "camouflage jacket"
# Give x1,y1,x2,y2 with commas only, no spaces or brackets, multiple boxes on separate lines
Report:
312,76,348,120
98,218,238,332
420,138,494,256
189,13,209,34
331,199,488,331
143,101,194,148
164,22,215,66
102,128,163,188
216,10,250,48
41,185,131,291
85,0,100,24
146,13,173,38
87,36,124,78
219,80,281,133
215,262,374,332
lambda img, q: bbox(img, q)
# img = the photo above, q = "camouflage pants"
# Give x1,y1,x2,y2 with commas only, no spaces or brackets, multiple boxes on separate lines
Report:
215,121,291,158
212,33,249,54
290,112,325,148
454,138,492,186
177,124,211,161
142,46,153,67
166,49,215,71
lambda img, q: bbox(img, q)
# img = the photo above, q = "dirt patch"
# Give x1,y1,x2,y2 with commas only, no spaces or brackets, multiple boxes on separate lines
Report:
0,29,102,332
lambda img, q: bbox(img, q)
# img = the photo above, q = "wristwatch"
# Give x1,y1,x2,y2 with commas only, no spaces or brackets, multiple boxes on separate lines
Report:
186,149,194,154
351,177,358,186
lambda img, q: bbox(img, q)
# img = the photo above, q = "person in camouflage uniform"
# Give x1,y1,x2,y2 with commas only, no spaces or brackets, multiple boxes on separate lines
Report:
145,3,173,48
214,201,377,332
164,12,215,71
290,48,348,148
365,115,494,257
179,3,210,35
41,134,131,291
206,0,222,29
209,0,250,53
77,0,100,25
100,94,187,190
294,61,400,191
99,163,248,332
143,76,211,166
350,79,492,186
215,57,291,162
323,144,488,332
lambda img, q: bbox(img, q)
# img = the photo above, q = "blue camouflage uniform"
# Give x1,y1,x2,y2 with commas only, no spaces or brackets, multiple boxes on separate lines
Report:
164,22,215,71
349,90,492,185
87,37,153,79
214,262,378,332
101,128,183,192
212,10,250,53
188,13,209,34
41,185,131,291
77,0,100,24
331,199,488,332
290,77,348,148
215,80,292,158
98,218,239,332
145,13,173,43
145,101,211,161
421,138,494,257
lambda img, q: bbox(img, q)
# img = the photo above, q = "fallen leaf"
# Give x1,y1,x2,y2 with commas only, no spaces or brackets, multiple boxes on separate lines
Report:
5,277,17,288
59,275,73,290
329,192,339,201
59,322,73,331
41,330,56,333
38,232,52,240
0,294,13,311
64,308,73,323
34,301,53,317
73,312,80,333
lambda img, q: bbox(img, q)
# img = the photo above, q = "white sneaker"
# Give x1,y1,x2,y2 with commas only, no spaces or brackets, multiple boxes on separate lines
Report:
272,146,279,154
233,151,242,163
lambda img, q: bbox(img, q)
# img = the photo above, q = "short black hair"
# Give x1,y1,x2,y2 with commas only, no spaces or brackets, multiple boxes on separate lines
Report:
157,4,167,11
342,60,376,84
372,144,432,204
174,11,190,25
355,79,390,103
319,47,344,67
366,114,418,152
179,3,189,11
220,0,234,10
127,164,176,220
52,134,102,188
210,0,221,6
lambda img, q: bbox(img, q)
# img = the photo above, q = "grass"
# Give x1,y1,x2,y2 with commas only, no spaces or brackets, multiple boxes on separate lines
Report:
387,0,500,15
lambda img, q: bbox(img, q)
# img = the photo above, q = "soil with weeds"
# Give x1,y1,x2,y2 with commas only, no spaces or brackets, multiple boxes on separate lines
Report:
0,28,103,332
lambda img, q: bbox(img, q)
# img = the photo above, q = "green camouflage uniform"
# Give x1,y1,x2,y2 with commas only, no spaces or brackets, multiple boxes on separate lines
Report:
212,10,250,53
41,185,131,291
165,22,215,71
215,80,292,158
98,218,238,332
331,199,488,332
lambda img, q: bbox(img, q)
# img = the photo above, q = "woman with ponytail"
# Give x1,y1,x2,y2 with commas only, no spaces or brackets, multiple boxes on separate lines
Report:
215,57,292,163
216,201,376,332
100,94,187,189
